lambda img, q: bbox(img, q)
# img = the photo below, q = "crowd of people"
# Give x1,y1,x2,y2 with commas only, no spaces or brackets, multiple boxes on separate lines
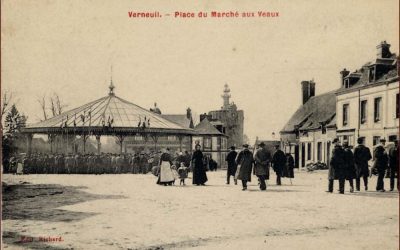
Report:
3,151,195,175
328,137,398,193
225,142,295,191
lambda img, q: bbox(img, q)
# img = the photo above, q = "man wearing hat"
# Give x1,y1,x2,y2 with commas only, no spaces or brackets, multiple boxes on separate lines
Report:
236,144,254,190
272,144,286,185
225,146,238,185
374,138,388,192
328,138,346,193
354,137,372,191
343,141,356,193
388,139,398,191
254,142,272,190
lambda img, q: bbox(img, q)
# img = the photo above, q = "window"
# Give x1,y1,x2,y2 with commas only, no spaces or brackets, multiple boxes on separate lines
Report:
343,104,349,126
389,135,398,142
374,97,382,122
373,136,380,146
360,100,367,124
396,94,399,119
317,142,322,162
307,143,312,161
203,137,212,149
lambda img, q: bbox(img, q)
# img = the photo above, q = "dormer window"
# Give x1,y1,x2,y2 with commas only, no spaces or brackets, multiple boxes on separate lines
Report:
369,66,376,82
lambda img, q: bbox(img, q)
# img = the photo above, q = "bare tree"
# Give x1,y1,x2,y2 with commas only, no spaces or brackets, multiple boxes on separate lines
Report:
1,90,18,126
37,95,48,121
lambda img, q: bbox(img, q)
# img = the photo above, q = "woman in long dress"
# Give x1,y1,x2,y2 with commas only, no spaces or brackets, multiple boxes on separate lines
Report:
157,148,175,186
192,144,208,185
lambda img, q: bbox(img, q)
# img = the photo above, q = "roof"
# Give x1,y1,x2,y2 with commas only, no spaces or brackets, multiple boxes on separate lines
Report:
337,55,399,94
161,114,194,129
280,91,337,133
24,87,191,134
194,118,225,136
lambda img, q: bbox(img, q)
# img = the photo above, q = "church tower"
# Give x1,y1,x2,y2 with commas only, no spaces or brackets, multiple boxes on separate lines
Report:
221,84,231,110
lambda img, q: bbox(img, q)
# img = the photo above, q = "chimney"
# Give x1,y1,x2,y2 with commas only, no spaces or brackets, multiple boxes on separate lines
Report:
340,68,350,87
301,80,315,104
186,107,192,119
376,41,391,58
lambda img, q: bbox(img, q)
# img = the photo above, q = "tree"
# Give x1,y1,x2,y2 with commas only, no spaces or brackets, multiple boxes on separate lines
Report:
4,104,26,136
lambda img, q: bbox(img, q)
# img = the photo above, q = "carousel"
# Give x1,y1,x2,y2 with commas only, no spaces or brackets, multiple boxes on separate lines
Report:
21,81,194,155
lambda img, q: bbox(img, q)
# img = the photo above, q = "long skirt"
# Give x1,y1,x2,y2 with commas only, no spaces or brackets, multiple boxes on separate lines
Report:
157,161,175,184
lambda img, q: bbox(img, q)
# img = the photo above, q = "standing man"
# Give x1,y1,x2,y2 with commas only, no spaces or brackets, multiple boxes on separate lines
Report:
272,145,286,185
225,146,238,185
236,144,254,191
343,141,356,193
353,138,372,191
254,142,271,190
374,138,388,192
389,139,398,191
328,138,346,194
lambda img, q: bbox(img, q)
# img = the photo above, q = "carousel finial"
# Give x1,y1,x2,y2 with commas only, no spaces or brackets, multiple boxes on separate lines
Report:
109,65,115,95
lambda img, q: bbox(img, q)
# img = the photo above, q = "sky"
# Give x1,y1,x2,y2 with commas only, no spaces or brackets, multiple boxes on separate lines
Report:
2,0,399,142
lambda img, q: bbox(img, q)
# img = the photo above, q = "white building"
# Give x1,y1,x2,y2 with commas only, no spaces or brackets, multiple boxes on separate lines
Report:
336,41,399,149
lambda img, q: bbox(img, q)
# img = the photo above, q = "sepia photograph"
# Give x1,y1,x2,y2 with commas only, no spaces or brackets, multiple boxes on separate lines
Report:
1,0,399,249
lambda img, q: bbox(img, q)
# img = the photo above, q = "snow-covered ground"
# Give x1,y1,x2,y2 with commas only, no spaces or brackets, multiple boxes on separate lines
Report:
2,170,399,250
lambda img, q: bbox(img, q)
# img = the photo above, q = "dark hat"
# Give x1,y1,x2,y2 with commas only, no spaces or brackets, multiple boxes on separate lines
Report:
332,138,339,144
243,144,249,148
230,146,236,150
380,138,386,142
275,144,280,148
258,142,266,147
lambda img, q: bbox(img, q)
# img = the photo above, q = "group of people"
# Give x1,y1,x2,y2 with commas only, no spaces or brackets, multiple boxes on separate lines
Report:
3,151,193,175
328,137,398,194
225,143,295,191
156,144,210,186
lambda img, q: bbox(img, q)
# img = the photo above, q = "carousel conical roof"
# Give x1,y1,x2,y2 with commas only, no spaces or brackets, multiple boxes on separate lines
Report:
24,83,193,135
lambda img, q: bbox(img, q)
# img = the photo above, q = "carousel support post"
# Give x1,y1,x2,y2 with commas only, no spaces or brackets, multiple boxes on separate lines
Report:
96,135,101,155
82,134,88,154
48,134,54,153
151,134,159,151
178,135,184,152
26,133,33,156
117,135,125,154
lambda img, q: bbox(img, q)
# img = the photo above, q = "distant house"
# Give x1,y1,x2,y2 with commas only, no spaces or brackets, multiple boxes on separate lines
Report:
192,117,228,168
280,80,337,169
335,41,399,150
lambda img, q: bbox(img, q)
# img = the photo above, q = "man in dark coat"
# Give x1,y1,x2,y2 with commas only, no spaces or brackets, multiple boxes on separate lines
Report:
388,139,398,191
236,144,254,191
225,146,238,185
208,155,218,171
354,137,372,191
283,153,295,178
328,138,346,194
254,142,271,190
374,138,388,192
272,145,286,185
343,141,356,193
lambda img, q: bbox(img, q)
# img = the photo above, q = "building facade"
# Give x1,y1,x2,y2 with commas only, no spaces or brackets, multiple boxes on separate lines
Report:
280,81,337,169
336,41,399,150
204,84,244,148
192,118,228,168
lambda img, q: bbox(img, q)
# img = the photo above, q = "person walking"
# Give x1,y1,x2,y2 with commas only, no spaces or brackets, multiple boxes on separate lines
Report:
191,144,208,186
328,138,346,194
353,138,372,191
389,139,399,191
254,142,271,190
374,138,388,192
226,146,238,185
236,144,254,191
272,145,286,185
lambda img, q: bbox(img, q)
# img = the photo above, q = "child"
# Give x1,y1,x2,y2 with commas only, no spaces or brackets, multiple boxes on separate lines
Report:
177,162,188,185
